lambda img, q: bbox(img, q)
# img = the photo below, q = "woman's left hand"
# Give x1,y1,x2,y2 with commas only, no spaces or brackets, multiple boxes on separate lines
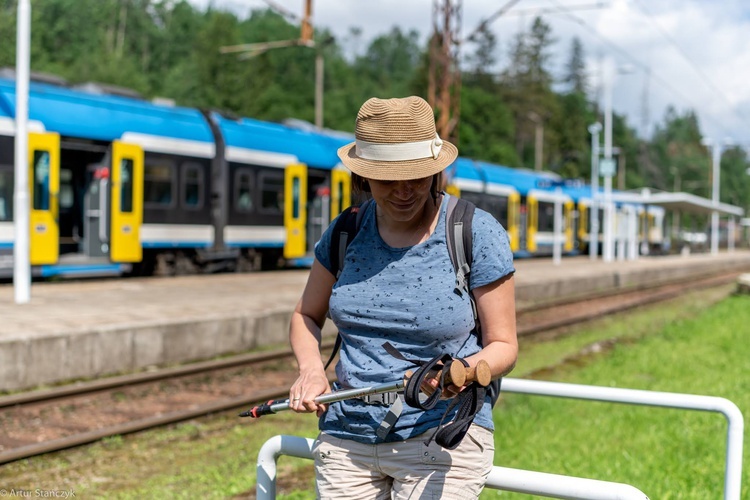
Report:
420,375,462,399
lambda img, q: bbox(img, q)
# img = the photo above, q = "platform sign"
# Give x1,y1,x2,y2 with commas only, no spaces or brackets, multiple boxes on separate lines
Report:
599,158,616,177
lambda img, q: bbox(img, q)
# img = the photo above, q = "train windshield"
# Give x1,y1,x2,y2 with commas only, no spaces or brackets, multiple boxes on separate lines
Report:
537,201,555,232
32,150,51,211
0,169,11,221
120,159,134,213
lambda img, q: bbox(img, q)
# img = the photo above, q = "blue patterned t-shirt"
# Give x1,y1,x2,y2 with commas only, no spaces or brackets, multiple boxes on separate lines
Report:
314,194,515,444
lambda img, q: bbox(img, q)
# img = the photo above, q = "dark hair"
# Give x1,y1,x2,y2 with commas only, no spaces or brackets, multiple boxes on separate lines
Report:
351,172,443,205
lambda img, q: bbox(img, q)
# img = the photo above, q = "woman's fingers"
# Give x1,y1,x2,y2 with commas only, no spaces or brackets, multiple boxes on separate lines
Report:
288,369,331,413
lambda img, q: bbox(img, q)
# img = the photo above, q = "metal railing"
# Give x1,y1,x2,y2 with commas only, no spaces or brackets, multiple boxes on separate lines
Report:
256,435,649,499
500,378,743,500
255,378,744,499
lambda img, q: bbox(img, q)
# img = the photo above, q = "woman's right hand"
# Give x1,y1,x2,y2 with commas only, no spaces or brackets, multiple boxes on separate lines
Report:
288,368,331,417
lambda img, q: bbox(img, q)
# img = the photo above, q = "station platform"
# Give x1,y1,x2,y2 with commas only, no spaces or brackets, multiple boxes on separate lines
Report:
2,251,750,392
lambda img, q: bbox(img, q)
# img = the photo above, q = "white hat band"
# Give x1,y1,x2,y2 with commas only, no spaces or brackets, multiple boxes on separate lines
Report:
355,133,443,162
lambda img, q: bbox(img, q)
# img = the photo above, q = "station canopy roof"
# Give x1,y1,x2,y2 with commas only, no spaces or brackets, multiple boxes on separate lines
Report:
611,189,744,217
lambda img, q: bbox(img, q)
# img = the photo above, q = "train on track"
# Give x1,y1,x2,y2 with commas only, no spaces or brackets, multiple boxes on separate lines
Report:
0,72,665,278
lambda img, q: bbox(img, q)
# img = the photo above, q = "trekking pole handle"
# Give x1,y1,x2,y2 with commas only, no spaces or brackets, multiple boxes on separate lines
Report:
464,360,492,387
436,359,492,387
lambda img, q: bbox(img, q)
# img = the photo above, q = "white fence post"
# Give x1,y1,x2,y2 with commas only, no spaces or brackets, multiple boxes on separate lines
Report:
256,435,316,500
255,435,649,499
486,466,648,499
500,378,744,500
254,379,743,499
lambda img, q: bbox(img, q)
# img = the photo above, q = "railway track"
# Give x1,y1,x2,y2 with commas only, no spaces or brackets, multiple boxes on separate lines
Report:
0,271,740,465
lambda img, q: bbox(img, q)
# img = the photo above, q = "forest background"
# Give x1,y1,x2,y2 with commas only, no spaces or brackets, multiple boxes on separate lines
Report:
1,0,748,220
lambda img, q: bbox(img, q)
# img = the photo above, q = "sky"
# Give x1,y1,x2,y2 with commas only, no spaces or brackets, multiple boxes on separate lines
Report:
190,0,750,149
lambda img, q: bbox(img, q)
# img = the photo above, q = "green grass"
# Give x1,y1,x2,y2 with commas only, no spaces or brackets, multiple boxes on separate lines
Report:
0,411,320,499
1,285,746,499
486,292,750,499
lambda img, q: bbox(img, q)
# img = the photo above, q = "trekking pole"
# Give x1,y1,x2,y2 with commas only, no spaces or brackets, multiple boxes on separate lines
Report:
240,359,492,419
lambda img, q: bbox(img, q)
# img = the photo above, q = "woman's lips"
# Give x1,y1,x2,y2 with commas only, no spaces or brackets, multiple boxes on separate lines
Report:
391,200,416,210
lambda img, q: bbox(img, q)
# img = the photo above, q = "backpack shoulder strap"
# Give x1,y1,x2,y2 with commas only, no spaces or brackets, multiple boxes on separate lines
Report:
329,199,370,279
445,196,475,300
324,199,371,370
446,196,503,407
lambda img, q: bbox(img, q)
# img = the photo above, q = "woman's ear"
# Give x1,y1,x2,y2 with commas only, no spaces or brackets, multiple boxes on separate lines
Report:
431,174,440,203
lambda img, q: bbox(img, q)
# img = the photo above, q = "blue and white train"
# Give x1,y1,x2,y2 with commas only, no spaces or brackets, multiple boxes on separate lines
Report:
447,158,666,258
0,73,665,278
0,74,353,277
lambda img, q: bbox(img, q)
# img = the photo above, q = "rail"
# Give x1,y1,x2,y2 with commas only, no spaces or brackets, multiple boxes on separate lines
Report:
500,379,743,500
256,378,744,499
256,435,649,499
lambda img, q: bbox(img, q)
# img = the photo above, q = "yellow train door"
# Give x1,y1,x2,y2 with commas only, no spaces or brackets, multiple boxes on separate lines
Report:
330,168,351,220
564,200,575,252
526,195,538,253
284,163,307,259
444,183,460,198
110,141,144,262
507,193,520,252
578,201,590,250
28,132,60,265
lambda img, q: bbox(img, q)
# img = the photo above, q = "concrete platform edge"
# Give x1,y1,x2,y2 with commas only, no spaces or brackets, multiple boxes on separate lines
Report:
3,254,750,392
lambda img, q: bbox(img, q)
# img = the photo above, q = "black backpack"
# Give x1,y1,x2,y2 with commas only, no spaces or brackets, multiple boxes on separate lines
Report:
325,195,502,407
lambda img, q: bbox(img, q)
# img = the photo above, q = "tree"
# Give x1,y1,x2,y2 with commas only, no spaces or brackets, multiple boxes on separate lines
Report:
464,24,497,91
459,86,517,165
720,147,750,213
4,0,743,205
563,37,587,95
191,10,244,111
526,17,555,88
553,91,593,178
0,1,17,67
499,17,560,169
354,27,422,98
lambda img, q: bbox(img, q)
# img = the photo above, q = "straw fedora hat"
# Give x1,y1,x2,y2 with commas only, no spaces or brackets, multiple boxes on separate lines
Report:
337,96,458,181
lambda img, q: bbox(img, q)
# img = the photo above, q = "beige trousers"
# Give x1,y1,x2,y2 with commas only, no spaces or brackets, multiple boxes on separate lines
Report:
313,424,494,499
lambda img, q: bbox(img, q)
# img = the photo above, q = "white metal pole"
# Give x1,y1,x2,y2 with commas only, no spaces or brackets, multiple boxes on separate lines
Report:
501,378,744,500
628,207,638,260
553,187,562,266
617,207,626,261
486,466,649,499
314,51,324,130
710,143,721,255
728,217,735,252
257,435,651,500
588,123,601,260
13,0,31,304
602,57,615,263
256,435,316,500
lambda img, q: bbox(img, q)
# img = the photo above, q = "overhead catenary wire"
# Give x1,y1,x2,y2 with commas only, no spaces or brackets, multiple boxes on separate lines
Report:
465,0,523,42
630,0,750,134
508,2,608,18
545,0,737,140
260,0,300,22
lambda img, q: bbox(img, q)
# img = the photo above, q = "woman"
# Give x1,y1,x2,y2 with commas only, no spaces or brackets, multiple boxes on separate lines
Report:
288,96,517,499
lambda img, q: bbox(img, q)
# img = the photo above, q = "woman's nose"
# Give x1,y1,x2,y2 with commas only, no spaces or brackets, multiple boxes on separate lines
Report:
394,180,416,196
